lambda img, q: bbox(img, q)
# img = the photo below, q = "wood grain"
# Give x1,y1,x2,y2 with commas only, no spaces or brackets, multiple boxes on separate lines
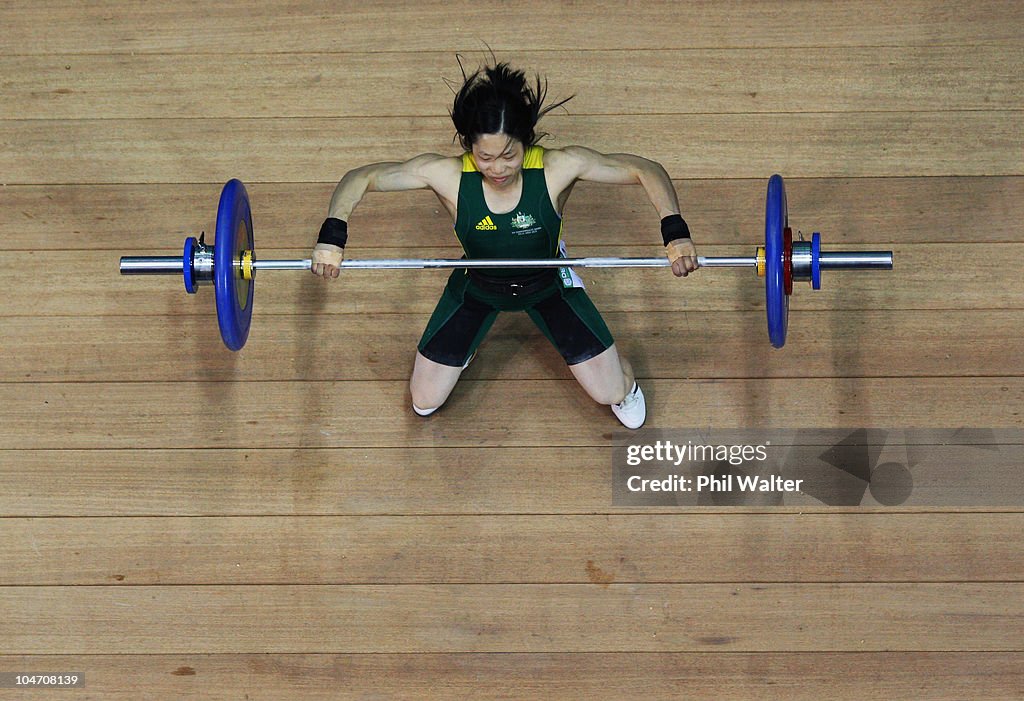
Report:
4,177,1022,251
1,444,1020,517
0,583,1020,654
2,0,1019,54
0,652,1019,701
2,112,1021,185
1,378,1022,450
5,46,1020,120
2,514,1020,585
1,310,1021,382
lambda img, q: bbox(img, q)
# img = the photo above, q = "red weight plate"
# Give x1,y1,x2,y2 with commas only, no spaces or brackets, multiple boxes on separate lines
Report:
783,227,793,296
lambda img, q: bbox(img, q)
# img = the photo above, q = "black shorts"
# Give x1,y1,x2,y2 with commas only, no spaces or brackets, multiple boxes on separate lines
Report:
417,271,615,367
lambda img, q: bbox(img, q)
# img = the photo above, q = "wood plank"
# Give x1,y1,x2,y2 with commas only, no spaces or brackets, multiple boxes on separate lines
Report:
2,310,1021,382
2,444,1021,517
1,378,1022,450
4,177,1022,251
0,583,1019,653
2,514,1020,585
0,448,618,517
2,0,1019,54
2,112,1021,185
5,46,1021,120
0,652,1020,701
0,244,1014,316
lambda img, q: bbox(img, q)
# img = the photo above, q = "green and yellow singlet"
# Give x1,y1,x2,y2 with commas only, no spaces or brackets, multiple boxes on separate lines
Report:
454,145,562,279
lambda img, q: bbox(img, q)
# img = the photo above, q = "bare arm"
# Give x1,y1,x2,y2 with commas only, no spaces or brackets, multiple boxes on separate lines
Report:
327,153,459,220
312,154,459,279
546,146,697,277
547,145,681,218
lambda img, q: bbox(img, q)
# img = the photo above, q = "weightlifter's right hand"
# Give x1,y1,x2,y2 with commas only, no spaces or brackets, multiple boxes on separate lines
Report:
311,217,348,279
311,243,344,279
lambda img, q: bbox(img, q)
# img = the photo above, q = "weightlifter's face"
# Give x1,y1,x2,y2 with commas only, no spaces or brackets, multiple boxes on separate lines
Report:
471,133,525,189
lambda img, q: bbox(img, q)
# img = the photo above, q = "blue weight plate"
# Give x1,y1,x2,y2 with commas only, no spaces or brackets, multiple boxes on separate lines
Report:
764,174,789,348
183,236,198,294
214,179,254,351
811,232,821,290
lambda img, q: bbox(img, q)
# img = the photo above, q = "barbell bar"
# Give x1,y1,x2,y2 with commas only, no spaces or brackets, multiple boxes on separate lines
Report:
120,254,763,272
118,176,893,351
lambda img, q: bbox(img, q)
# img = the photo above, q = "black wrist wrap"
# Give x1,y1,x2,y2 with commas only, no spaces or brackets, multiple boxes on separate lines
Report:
317,217,349,248
660,214,691,246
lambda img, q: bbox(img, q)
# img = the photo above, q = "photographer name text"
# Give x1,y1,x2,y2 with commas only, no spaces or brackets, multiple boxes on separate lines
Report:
626,473,803,494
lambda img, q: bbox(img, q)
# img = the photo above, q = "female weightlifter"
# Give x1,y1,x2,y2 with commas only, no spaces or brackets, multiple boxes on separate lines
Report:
310,62,698,429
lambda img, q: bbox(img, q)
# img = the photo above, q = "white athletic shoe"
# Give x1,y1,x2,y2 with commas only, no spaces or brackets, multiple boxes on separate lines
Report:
611,382,646,429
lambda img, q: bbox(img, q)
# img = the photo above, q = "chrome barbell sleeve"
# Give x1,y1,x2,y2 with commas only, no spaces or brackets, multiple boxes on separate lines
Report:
119,256,183,274
818,252,894,270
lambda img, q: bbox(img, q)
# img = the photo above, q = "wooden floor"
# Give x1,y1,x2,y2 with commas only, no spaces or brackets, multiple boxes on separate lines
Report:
1,1,1022,698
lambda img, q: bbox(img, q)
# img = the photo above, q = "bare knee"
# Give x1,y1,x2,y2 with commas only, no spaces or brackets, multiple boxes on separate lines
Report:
575,369,626,405
410,352,463,413
410,377,455,413
410,384,450,413
570,345,633,405
591,380,632,406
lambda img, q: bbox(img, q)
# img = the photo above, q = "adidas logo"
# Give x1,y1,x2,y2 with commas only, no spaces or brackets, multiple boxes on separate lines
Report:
475,216,498,231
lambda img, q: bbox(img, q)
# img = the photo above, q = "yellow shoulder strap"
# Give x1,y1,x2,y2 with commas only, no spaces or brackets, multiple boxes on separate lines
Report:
463,146,542,171
523,145,544,169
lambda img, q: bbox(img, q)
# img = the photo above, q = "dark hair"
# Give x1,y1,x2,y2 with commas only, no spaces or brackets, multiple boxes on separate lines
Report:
449,61,573,151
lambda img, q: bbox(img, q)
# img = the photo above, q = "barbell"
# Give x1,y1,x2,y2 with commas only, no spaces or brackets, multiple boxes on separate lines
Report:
118,175,893,351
